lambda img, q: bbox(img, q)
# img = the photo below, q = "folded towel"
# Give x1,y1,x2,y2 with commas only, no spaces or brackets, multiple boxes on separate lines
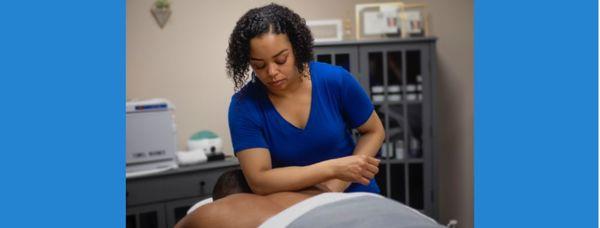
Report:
176,150,207,166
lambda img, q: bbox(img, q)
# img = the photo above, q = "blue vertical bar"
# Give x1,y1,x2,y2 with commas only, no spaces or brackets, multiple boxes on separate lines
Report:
0,1,125,227
475,0,597,227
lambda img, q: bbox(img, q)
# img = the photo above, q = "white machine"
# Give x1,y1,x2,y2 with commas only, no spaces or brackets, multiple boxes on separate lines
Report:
126,99,178,175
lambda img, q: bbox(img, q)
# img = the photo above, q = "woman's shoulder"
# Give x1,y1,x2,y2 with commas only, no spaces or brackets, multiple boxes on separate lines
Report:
230,81,264,111
310,61,351,89
310,61,345,76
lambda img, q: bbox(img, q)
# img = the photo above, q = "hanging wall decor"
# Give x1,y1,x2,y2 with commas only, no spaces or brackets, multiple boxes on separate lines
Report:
151,0,171,29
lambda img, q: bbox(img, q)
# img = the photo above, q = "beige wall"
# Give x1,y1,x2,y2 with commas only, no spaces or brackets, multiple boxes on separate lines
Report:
127,0,472,227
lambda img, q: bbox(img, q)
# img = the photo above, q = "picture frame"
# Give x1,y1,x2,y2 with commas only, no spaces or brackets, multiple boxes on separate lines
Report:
306,19,343,43
400,9,424,37
355,2,427,40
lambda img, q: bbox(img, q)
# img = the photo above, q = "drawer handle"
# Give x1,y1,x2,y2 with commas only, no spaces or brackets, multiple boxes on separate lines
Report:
199,181,206,195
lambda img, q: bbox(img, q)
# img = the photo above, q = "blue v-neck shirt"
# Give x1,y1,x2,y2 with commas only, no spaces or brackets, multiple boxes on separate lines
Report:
228,61,379,193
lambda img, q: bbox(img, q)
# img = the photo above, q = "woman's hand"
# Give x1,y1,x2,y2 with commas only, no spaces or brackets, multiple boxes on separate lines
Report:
313,183,333,192
327,155,380,185
320,179,351,192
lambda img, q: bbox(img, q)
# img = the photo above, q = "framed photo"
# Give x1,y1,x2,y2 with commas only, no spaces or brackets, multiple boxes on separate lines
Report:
400,10,424,37
306,19,343,43
355,2,427,40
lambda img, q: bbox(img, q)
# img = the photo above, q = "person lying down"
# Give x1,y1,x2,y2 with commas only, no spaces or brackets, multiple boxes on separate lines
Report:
175,169,445,228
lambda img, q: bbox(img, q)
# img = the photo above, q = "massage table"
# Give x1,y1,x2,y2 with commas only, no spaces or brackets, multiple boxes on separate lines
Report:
187,192,450,228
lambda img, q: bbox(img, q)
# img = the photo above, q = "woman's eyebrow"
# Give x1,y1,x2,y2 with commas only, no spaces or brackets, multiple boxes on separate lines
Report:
272,49,288,58
250,49,288,61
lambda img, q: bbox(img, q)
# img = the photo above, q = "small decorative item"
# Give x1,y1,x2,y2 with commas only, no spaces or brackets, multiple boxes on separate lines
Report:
399,10,424,37
306,20,343,43
355,2,427,40
151,0,171,29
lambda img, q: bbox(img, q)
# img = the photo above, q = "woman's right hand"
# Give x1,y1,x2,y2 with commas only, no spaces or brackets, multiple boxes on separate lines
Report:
328,155,380,185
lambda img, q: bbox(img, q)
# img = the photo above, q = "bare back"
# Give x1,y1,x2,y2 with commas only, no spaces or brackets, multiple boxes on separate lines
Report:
175,190,322,228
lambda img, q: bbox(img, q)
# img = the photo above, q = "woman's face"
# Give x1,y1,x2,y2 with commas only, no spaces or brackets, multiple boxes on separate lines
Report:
249,33,301,92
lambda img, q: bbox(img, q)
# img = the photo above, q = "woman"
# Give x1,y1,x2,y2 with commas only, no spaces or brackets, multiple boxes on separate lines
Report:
227,3,385,195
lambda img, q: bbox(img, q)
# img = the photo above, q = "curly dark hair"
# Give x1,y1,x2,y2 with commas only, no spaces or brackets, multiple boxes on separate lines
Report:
226,3,314,91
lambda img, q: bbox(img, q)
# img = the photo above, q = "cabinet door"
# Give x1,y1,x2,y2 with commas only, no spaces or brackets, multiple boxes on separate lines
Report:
165,197,207,227
313,46,359,78
358,44,433,216
127,203,166,228
127,168,222,206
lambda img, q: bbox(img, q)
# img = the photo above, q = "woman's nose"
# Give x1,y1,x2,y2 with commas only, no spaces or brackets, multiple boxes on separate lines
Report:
267,64,278,78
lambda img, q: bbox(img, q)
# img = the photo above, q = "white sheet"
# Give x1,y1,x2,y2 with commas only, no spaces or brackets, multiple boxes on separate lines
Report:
186,197,213,214
259,192,382,228
186,192,437,228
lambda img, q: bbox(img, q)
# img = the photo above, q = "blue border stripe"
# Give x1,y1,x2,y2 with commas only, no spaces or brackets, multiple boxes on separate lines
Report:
0,1,125,227
475,0,598,227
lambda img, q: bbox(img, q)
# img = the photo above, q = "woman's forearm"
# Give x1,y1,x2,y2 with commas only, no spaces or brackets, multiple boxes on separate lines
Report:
322,130,385,192
249,160,335,195
249,153,379,194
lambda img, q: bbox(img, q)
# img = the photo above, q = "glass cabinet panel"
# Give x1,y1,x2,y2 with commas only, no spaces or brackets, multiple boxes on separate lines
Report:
313,47,359,81
387,51,403,102
127,204,165,228
334,53,350,71
406,50,423,102
139,211,159,228
387,104,405,159
408,163,424,209
406,50,423,158
390,163,406,203
374,163,388,197
407,103,423,158
316,54,332,64
126,214,136,228
368,52,384,102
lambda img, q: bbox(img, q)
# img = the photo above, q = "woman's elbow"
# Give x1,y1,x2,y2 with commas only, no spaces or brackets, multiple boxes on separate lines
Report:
246,178,272,195
250,187,269,195
377,127,386,143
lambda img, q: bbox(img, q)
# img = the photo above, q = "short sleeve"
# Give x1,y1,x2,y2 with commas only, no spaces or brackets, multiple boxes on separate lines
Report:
339,68,374,128
228,97,269,154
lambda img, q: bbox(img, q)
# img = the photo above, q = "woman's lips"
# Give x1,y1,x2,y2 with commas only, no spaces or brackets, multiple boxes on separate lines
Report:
270,79,285,87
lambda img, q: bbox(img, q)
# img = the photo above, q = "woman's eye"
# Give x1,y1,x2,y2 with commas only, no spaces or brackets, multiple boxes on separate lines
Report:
253,63,265,69
275,56,287,65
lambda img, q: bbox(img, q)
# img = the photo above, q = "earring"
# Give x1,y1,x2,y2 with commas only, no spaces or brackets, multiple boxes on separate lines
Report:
303,64,311,79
